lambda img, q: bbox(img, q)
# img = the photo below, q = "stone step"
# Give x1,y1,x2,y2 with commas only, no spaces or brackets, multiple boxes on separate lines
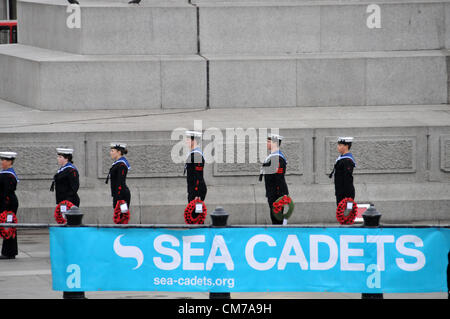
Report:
206,50,448,108
81,0,187,3
18,0,197,55
0,44,207,110
0,99,449,224
1,98,449,132
196,0,450,54
17,0,450,55
193,0,448,3
0,45,447,110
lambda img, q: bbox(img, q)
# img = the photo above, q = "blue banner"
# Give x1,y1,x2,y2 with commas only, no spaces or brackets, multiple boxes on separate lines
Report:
49,227,450,293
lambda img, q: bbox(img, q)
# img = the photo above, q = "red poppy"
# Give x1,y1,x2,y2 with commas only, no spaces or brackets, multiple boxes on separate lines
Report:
273,195,292,214
114,200,130,224
54,200,74,224
184,199,207,225
336,198,358,225
0,211,18,239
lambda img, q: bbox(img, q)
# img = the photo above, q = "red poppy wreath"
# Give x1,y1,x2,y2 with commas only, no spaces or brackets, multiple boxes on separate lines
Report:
0,211,18,239
336,198,358,225
184,199,207,225
114,200,130,224
54,200,74,224
272,195,295,222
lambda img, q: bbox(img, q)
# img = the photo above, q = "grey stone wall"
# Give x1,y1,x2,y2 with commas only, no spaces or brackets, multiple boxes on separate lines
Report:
213,139,304,177
3,129,448,185
4,128,450,224
0,46,207,110
207,54,447,108
326,136,416,174
0,0,446,111
197,1,448,54
440,135,450,172
98,141,185,179
18,0,197,55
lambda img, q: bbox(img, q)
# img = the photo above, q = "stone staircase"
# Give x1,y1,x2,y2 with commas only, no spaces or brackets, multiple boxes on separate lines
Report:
0,0,449,224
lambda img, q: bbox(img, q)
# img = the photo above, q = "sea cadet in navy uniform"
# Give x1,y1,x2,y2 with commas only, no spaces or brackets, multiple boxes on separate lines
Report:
50,148,80,207
259,134,289,225
0,152,19,259
105,143,131,210
329,137,356,205
184,131,207,204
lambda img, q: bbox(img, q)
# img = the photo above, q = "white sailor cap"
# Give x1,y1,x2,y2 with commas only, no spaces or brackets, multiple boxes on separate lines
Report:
267,133,284,142
110,143,127,149
56,148,74,155
337,137,354,143
185,130,202,138
0,152,17,159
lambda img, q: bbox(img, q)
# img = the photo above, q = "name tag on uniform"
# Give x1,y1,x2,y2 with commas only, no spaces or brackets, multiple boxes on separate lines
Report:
60,205,67,213
6,214,13,223
346,202,353,210
195,203,203,213
120,203,128,213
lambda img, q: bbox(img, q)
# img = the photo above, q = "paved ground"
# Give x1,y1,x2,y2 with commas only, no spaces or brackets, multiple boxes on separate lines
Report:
0,228,446,299
0,98,449,134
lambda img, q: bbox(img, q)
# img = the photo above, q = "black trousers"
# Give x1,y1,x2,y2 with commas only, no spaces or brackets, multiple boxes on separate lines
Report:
268,198,284,225
1,236,17,257
61,195,80,207
187,192,206,203
336,195,355,206
113,191,131,210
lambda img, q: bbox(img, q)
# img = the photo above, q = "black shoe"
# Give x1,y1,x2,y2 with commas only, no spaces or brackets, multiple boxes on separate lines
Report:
0,255,15,259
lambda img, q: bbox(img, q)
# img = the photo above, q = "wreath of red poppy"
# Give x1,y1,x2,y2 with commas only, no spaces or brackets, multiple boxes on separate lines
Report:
272,195,295,221
114,200,130,224
336,198,358,225
184,199,207,225
0,211,18,239
54,200,74,224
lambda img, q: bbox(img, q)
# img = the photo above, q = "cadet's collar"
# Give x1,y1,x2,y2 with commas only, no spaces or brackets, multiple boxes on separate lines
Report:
189,147,203,156
112,156,131,170
0,167,19,182
57,162,77,174
264,149,287,163
336,152,356,165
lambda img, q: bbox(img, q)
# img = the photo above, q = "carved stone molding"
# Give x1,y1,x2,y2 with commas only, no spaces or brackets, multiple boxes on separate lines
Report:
325,136,416,174
97,141,185,178
214,139,304,176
